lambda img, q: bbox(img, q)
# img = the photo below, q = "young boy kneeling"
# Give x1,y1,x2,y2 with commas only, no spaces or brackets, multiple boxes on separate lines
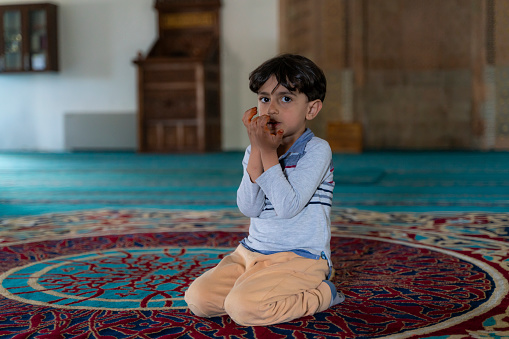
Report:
185,54,344,326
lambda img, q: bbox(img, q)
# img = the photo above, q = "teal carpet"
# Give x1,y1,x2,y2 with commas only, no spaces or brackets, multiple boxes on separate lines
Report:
0,151,508,217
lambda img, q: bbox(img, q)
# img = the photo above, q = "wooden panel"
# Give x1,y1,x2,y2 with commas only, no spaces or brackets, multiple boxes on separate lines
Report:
144,121,200,152
366,0,472,70
495,67,509,147
143,89,197,120
495,0,509,65
145,123,168,151
170,124,199,151
471,0,487,139
280,0,348,139
319,0,346,69
279,0,509,150
359,0,482,150
347,0,365,87
143,68,195,83
280,0,346,68
362,69,474,149
160,11,216,29
205,122,221,148
159,31,216,58
279,0,317,57
327,122,363,153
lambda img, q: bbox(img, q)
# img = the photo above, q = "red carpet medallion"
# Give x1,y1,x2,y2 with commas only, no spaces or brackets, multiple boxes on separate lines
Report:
0,208,508,338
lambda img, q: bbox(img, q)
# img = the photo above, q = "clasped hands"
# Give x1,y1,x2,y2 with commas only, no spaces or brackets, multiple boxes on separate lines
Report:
242,107,283,152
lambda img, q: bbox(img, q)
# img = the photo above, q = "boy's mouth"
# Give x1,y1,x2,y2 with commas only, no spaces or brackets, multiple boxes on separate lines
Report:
267,120,279,128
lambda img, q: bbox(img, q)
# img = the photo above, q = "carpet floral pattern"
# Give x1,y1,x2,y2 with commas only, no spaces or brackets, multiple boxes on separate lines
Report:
0,208,508,338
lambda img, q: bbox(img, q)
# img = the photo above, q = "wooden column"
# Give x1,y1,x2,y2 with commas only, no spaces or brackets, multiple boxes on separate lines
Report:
471,0,487,140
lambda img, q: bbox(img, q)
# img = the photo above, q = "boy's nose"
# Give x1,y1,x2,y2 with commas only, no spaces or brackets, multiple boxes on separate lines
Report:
267,101,278,114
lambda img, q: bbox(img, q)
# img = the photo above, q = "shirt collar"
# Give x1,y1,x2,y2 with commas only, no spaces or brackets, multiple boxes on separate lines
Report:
280,128,314,159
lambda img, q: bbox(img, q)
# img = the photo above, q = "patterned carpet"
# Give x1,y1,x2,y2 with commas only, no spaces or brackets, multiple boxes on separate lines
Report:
1,208,508,338
0,152,508,338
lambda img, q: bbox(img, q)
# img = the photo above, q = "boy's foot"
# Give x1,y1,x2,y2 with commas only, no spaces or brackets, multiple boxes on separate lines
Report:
323,280,345,307
329,267,336,281
330,290,345,307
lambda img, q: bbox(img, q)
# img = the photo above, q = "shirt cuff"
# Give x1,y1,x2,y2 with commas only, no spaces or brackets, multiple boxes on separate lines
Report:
256,163,283,189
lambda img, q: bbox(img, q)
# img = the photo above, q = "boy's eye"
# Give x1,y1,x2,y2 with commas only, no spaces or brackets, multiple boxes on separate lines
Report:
281,96,292,103
259,97,269,103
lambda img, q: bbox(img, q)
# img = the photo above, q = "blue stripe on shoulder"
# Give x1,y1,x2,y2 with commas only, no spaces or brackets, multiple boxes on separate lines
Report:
281,153,304,168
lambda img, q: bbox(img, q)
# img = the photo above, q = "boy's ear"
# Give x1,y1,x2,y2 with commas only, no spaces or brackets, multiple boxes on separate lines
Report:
306,99,323,121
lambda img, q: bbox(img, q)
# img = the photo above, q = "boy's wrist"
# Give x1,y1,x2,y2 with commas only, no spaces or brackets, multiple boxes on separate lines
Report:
250,144,261,154
260,149,279,172
247,146,263,182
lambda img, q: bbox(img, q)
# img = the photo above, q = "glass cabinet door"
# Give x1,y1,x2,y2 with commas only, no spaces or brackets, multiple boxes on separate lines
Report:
0,3,58,73
2,10,22,71
29,9,48,71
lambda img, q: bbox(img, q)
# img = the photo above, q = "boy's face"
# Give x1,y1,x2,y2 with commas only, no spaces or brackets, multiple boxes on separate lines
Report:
257,75,322,148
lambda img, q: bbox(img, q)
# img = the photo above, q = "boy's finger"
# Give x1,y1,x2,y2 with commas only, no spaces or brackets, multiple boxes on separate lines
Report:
242,107,257,125
276,129,284,140
259,115,270,124
259,116,271,131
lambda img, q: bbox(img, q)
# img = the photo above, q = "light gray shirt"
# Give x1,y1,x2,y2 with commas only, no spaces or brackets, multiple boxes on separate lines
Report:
237,129,334,264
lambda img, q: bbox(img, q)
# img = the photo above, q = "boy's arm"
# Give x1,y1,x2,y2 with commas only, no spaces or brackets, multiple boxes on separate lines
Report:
237,146,266,217
246,146,263,182
237,106,286,217
256,140,333,219
243,108,263,181
242,107,282,181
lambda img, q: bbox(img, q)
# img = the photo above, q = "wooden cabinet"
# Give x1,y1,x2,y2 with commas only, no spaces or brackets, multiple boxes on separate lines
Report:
134,0,221,153
134,57,221,153
0,2,58,73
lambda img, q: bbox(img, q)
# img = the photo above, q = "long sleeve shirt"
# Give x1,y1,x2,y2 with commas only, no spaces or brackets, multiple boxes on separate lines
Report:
236,129,335,264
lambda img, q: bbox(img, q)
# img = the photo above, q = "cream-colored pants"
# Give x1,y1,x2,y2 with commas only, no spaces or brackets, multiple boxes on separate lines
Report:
184,245,332,326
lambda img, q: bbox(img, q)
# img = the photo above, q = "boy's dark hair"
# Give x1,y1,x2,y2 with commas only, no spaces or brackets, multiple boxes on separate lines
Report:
249,53,326,102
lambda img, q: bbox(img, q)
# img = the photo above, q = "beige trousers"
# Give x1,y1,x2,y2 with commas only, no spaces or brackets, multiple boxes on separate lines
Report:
184,245,332,326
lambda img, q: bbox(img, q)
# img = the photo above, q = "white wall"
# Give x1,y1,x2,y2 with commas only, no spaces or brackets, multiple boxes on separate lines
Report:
0,0,278,151
220,0,278,150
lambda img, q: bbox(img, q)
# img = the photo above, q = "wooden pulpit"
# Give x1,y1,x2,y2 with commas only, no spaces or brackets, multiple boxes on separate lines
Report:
134,0,221,152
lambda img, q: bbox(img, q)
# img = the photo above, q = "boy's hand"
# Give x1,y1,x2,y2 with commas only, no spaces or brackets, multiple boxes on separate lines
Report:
242,107,283,152
242,107,282,179
242,107,258,135
243,107,263,181
253,115,284,152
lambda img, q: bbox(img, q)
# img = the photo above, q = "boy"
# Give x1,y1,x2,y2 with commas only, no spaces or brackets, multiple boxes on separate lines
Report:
184,54,344,326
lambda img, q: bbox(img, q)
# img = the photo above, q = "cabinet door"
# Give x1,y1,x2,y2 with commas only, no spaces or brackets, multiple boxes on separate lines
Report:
28,8,51,71
1,9,23,71
0,4,58,73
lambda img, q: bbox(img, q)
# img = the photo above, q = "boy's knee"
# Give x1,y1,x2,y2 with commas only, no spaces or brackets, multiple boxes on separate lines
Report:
224,288,267,326
184,280,211,317
224,293,252,326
